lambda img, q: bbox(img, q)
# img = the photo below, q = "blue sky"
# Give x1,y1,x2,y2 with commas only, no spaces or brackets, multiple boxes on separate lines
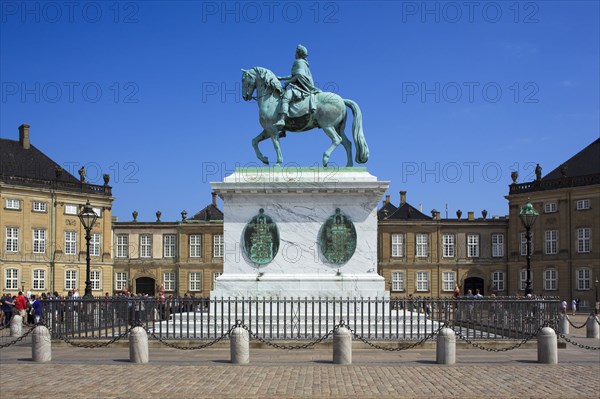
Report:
1,1,598,221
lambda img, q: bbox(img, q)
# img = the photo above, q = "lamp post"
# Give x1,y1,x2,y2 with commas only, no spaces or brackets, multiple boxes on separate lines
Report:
78,200,98,299
519,200,538,296
595,278,599,314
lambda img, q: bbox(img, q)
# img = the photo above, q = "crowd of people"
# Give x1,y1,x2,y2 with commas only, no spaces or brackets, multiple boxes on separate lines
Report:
1,290,43,326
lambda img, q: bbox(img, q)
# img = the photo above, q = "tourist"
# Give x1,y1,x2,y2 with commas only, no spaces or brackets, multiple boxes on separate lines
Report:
571,298,577,315
30,295,42,323
14,291,28,324
1,293,14,326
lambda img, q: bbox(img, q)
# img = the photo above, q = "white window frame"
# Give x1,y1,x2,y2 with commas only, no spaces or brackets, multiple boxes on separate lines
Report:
415,271,429,292
32,201,47,212
391,233,404,257
163,272,176,291
163,234,176,258
442,271,456,292
116,235,129,258
189,235,202,258
32,269,46,290
65,269,77,291
212,272,222,289
5,268,18,290
467,234,479,258
415,233,429,258
32,228,47,254
64,204,78,215
115,272,128,291
5,198,20,210
544,202,557,213
92,207,102,217
491,271,505,292
576,268,591,290
576,199,590,210
189,272,202,292
442,234,455,258
519,269,532,291
544,230,558,255
90,270,101,291
391,271,405,292
213,234,224,258
520,232,534,256
543,268,557,291
577,228,591,253
5,227,19,252
491,234,504,257
140,235,152,258
90,233,101,256
64,231,77,255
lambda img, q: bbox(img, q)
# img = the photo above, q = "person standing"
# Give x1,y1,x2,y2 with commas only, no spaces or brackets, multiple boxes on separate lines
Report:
1,293,14,326
571,298,577,315
30,295,42,323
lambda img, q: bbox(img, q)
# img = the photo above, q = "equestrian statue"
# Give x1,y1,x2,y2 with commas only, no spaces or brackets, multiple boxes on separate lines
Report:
242,44,369,167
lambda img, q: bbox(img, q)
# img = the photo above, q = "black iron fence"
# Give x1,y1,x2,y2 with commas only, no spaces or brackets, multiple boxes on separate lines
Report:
38,297,560,341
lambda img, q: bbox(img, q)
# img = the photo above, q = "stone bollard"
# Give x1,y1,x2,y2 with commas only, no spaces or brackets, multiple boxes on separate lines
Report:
537,327,557,364
230,326,249,364
129,326,149,364
558,314,569,334
10,315,23,337
32,326,52,363
586,315,599,339
436,328,456,365
333,326,352,365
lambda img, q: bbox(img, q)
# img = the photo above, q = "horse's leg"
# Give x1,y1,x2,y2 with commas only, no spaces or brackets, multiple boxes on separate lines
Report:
252,130,270,165
336,118,353,167
321,126,342,167
270,132,283,167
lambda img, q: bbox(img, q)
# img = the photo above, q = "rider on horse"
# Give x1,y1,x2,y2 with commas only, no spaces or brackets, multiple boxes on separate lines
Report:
274,45,320,129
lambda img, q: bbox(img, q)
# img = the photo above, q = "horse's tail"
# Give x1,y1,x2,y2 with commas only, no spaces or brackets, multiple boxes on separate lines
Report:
344,99,369,164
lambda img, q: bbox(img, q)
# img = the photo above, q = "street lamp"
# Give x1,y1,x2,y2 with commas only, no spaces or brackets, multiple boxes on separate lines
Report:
595,278,599,314
78,200,98,298
519,200,538,296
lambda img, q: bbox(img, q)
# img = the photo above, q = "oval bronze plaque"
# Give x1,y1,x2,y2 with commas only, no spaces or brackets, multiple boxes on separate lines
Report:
242,208,280,265
319,208,357,265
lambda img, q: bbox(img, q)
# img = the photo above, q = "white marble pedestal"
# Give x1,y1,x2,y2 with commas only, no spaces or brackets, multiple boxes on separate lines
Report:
210,167,389,299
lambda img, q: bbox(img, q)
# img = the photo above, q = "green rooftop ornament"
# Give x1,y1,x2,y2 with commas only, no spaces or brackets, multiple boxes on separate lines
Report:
242,44,369,168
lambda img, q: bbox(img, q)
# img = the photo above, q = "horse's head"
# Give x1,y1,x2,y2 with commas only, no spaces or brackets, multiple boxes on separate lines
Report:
241,68,256,101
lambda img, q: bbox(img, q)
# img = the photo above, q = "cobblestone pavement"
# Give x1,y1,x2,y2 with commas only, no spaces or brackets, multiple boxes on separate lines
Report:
0,314,598,399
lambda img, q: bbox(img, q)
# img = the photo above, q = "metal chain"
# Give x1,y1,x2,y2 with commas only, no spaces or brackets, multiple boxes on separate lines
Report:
453,324,543,352
347,322,447,352
0,324,37,349
145,323,238,350
45,321,133,348
239,320,339,350
557,332,600,350
565,315,588,329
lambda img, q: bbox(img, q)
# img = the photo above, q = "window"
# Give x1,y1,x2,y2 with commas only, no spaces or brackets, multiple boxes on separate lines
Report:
64,204,78,215
32,269,46,290
90,270,101,291
577,228,591,253
520,232,534,256
5,227,19,252
544,202,557,213
442,271,456,292
519,269,532,291
65,270,77,290
64,231,77,255
163,234,176,258
116,235,129,258
140,235,152,258
212,272,222,289
115,272,128,291
6,198,21,209
442,234,455,258
391,271,405,291
415,234,428,258
33,229,46,254
467,234,479,258
163,272,176,291
189,272,202,291
189,235,202,257
576,199,590,210
5,268,18,290
213,234,224,258
416,271,429,291
577,268,591,290
90,233,101,256
391,234,404,257
491,234,504,257
92,207,102,217
544,230,558,255
491,271,505,292
543,268,557,291
33,201,47,212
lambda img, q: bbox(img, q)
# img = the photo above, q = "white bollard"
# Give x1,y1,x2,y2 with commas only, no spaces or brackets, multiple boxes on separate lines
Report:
537,327,558,364
32,326,52,363
333,326,352,365
558,314,569,334
129,326,149,364
586,315,599,339
436,328,456,365
10,315,23,337
230,326,249,364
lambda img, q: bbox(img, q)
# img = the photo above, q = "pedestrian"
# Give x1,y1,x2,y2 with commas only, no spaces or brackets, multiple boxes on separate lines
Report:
14,291,28,324
30,295,42,323
571,298,577,315
1,293,14,326
561,299,567,314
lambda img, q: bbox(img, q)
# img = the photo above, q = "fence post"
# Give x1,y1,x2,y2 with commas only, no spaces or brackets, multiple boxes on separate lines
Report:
230,326,249,364
10,315,23,337
333,326,352,365
32,326,52,362
558,314,569,334
537,327,557,364
436,327,456,365
586,315,599,339
129,326,149,364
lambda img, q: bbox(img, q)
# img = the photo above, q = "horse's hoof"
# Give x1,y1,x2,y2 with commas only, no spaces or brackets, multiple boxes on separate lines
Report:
261,158,269,165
